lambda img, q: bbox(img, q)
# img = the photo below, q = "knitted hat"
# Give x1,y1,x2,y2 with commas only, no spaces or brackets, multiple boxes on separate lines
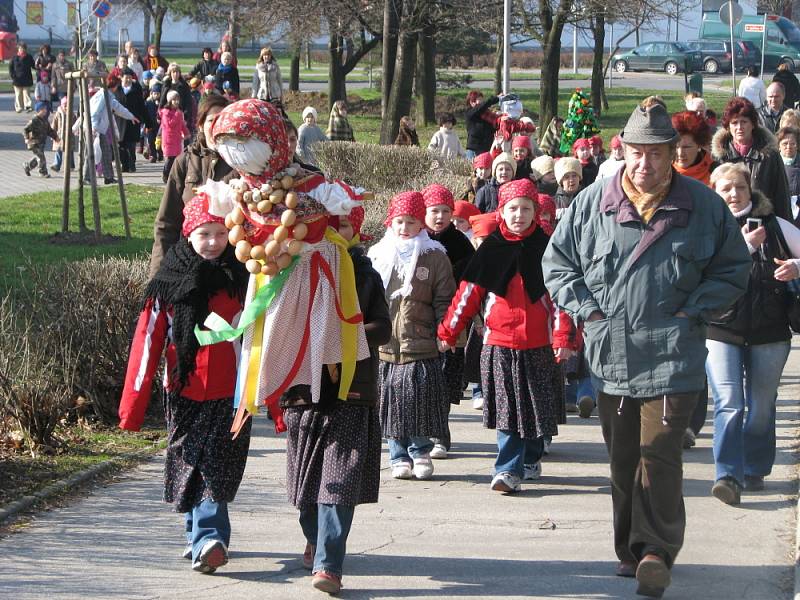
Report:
142,70,153,80
512,135,531,150
469,212,498,237
182,194,226,236
166,89,180,103
34,101,48,113
554,157,583,183
492,152,517,178
531,155,555,179
302,106,318,121
453,200,480,220
421,183,455,210
384,191,426,226
497,179,538,211
473,152,493,170
620,103,680,145
150,83,162,94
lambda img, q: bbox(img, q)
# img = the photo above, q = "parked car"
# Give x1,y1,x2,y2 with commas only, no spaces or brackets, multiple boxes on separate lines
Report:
686,40,761,74
700,14,800,71
612,42,704,75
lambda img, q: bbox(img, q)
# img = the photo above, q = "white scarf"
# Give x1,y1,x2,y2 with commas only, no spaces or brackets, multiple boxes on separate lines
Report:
368,228,445,299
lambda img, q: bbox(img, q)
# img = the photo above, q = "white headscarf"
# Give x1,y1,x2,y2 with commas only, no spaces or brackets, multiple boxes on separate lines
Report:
367,228,446,299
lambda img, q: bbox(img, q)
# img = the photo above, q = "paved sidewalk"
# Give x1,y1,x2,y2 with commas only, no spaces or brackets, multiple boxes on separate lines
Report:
0,94,164,199
0,346,797,599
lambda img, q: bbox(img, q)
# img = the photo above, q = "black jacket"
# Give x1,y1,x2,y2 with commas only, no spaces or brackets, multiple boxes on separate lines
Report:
774,69,800,109
707,192,792,346
465,95,498,154
513,157,533,182
189,59,219,80
475,178,500,213
580,160,599,187
280,245,391,409
711,125,791,221
9,53,34,87
430,223,475,282
116,82,150,143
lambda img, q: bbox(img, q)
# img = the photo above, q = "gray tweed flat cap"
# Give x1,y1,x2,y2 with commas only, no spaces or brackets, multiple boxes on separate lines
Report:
620,103,680,145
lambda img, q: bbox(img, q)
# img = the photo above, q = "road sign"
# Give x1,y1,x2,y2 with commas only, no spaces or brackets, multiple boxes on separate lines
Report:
92,0,111,18
719,1,743,26
744,23,765,33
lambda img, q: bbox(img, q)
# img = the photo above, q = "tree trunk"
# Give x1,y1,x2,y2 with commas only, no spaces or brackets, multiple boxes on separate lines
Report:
539,24,565,137
590,14,605,117
419,21,436,126
227,5,240,55
290,40,301,91
380,26,417,144
328,24,346,107
143,11,150,46
152,7,167,53
381,0,401,118
493,28,503,95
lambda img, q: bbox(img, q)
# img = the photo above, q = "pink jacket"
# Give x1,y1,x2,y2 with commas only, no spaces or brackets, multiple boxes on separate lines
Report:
158,107,189,157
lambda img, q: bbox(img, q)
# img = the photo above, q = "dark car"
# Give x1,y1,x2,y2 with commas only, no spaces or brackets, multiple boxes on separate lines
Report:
612,42,704,75
687,40,761,74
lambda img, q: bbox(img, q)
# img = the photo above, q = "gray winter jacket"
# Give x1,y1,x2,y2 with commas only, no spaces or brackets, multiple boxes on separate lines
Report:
543,170,751,398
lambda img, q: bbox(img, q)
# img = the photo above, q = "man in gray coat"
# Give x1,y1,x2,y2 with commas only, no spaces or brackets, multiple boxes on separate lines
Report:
543,103,751,598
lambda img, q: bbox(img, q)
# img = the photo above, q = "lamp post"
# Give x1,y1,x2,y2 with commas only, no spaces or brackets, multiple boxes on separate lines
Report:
503,0,511,93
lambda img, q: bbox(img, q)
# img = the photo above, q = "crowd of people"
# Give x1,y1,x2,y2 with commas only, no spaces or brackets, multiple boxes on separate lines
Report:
29,53,788,598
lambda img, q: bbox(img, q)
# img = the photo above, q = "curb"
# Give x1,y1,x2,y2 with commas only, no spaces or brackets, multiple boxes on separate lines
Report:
0,448,157,525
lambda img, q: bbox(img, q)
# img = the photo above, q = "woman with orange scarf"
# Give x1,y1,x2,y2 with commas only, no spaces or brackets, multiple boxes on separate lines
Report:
672,110,716,186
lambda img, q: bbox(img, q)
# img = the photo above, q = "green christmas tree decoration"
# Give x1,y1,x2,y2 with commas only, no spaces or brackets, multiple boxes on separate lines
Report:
559,88,601,154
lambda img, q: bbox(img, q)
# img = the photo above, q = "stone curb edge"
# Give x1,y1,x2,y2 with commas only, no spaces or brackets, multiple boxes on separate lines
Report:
0,447,159,525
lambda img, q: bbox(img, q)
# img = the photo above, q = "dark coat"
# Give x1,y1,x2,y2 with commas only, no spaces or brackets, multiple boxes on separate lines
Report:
9,52,34,87
465,95,498,154
214,65,240,96
774,69,800,109
430,223,475,282
149,143,234,277
116,81,150,143
580,160,599,187
475,178,501,213
711,125,791,221
707,192,792,346
189,58,219,80
758,104,789,133
784,157,800,228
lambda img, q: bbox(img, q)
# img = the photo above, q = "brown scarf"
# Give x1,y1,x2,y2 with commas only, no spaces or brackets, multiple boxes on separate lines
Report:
621,168,673,224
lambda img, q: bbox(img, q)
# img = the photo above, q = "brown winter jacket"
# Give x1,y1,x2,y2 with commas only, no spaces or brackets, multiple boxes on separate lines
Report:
379,249,456,364
148,142,234,277
23,114,58,148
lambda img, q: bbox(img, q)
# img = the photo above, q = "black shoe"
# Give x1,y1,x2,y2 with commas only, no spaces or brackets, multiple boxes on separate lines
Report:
104,178,117,185
682,427,696,449
744,475,765,491
23,162,31,176
711,476,742,505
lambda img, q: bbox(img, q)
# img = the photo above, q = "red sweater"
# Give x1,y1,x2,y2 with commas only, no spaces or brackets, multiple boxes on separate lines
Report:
438,272,575,351
118,291,242,431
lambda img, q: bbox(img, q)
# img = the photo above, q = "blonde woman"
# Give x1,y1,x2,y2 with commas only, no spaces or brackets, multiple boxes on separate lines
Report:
251,47,283,105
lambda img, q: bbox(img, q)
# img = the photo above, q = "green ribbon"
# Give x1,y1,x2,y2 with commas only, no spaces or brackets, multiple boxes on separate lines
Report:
194,255,300,346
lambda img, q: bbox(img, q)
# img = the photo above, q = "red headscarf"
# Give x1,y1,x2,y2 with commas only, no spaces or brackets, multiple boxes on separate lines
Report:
469,212,498,237
473,152,493,170
453,200,480,220
497,178,538,212
535,194,556,236
211,98,290,187
512,135,531,150
421,184,455,210
182,193,226,236
384,191,426,226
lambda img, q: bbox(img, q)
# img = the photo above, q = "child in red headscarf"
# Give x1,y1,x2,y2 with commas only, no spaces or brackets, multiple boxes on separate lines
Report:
511,135,534,181
438,179,576,494
368,192,456,481
462,151,493,202
572,138,599,186
119,195,250,575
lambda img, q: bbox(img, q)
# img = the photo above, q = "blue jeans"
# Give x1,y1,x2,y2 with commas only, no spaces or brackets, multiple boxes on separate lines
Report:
495,429,544,477
387,437,433,465
706,339,790,485
299,504,355,576
184,499,231,561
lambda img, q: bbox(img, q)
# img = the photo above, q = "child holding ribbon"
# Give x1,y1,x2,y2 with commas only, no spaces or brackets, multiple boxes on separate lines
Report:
119,194,250,575
368,191,456,480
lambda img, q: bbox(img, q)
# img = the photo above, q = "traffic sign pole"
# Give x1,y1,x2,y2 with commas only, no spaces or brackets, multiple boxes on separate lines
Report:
761,13,767,79
730,13,736,93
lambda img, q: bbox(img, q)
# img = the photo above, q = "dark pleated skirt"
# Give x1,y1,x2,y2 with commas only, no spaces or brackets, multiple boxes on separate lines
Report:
285,402,381,509
463,326,483,385
379,358,447,439
163,392,251,513
441,348,466,405
480,345,562,438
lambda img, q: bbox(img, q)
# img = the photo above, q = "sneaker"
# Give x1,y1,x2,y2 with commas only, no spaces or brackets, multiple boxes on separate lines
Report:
523,462,541,480
23,162,31,176
744,475,765,491
312,570,342,595
430,444,447,459
472,394,484,410
191,540,228,574
182,543,192,560
412,456,434,480
302,542,315,570
490,471,521,493
578,396,594,418
711,476,741,506
391,462,413,479
566,402,578,413
682,428,696,449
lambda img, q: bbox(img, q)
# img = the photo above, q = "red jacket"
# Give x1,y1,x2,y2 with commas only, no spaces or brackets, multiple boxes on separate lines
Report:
118,291,242,431
438,272,575,351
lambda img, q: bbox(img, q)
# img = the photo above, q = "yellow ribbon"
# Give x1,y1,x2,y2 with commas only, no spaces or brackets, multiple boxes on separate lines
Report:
324,228,360,401
244,273,266,415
